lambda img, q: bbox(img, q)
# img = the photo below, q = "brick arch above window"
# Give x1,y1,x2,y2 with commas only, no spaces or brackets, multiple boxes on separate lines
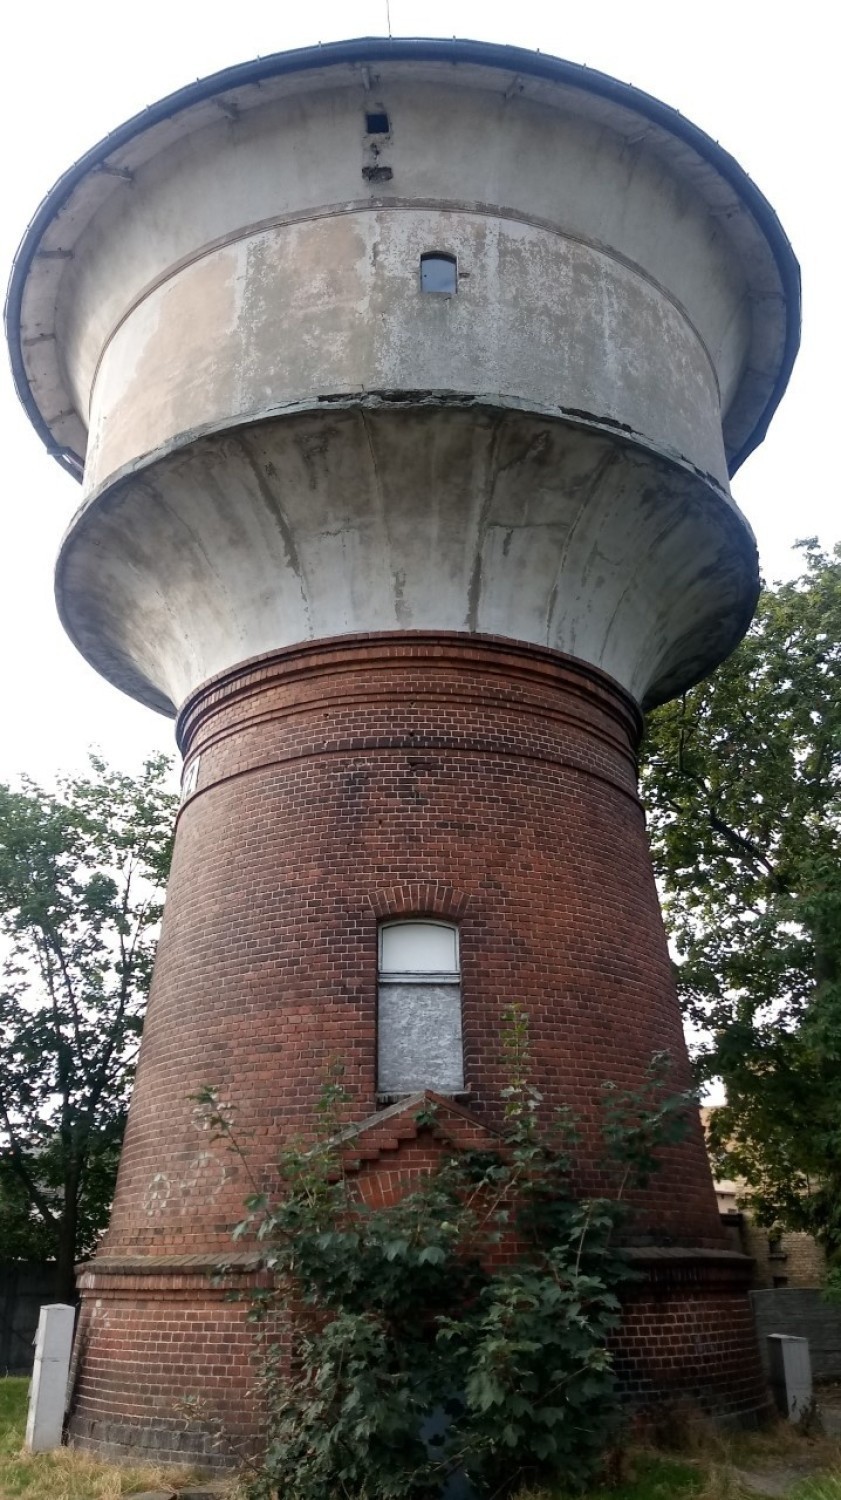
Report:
366,883,470,923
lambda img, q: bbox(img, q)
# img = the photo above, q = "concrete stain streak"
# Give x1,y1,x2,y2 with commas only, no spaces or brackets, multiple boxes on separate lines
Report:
392,568,411,627
232,433,313,635
358,405,393,613
543,444,621,650
464,415,507,632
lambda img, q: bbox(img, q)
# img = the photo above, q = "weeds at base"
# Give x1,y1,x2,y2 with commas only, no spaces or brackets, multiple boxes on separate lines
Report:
0,1377,227,1500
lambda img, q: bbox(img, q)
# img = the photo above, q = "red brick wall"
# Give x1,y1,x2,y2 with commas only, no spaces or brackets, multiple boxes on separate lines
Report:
616,1253,772,1422
69,633,763,1457
70,1260,273,1467
102,633,723,1255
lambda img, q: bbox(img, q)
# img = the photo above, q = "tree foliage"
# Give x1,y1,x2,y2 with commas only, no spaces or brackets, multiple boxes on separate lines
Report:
0,754,177,1297
642,541,841,1270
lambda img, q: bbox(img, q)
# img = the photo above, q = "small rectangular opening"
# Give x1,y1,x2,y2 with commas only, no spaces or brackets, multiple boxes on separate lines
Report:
366,111,390,134
420,252,458,296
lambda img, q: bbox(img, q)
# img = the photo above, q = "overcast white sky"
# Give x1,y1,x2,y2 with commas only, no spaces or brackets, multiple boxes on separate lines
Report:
0,0,837,786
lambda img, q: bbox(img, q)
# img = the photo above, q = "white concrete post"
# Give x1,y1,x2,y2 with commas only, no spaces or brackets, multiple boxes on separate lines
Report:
25,1304,75,1451
767,1333,813,1422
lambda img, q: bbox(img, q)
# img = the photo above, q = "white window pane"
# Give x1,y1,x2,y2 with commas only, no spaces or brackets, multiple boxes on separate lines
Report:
377,983,464,1093
380,922,458,974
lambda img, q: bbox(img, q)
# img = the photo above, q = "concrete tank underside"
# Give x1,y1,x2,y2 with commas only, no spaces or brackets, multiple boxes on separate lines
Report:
59,403,756,716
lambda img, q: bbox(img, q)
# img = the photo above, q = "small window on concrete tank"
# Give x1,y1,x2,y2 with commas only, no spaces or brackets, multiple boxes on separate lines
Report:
420,252,457,295
366,111,390,134
377,920,464,1096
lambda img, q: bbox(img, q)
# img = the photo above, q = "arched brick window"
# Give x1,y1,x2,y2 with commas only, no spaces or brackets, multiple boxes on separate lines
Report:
377,920,464,1095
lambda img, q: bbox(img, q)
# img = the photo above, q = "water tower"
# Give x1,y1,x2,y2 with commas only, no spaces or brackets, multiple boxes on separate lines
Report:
7,38,799,1463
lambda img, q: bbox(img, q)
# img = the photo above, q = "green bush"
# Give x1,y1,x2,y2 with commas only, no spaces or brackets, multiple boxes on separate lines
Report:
198,1028,692,1499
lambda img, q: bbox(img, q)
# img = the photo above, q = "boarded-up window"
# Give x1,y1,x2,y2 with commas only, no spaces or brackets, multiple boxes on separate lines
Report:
377,921,464,1095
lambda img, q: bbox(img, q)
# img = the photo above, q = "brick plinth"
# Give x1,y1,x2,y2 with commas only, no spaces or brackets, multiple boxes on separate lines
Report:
68,633,767,1457
68,1256,270,1468
617,1251,773,1424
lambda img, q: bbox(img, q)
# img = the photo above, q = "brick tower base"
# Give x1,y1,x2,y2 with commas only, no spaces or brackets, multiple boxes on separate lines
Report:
68,635,769,1461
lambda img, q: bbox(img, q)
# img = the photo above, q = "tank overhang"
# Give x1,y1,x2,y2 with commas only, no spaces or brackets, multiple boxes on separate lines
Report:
55,402,758,718
6,36,800,482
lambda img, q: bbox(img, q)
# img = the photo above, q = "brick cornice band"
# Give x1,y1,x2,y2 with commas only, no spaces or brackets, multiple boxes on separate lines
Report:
175,634,644,833
176,632,643,757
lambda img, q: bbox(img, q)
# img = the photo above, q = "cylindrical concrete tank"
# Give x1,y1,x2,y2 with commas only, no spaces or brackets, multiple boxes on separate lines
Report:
7,37,799,1465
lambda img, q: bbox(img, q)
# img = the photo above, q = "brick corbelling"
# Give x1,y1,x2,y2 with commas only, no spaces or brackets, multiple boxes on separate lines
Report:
176,631,642,764
77,1251,262,1272
76,1260,269,1296
181,675,634,765
175,630,635,750
173,642,645,857
622,1248,755,1294
329,1092,506,1184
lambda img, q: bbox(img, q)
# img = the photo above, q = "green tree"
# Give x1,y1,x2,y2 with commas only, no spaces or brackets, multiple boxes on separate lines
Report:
0,755,177,1300
642,541,841,1275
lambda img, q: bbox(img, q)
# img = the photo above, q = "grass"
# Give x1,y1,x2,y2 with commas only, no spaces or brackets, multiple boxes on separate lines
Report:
2,1374,841,1500
523,1452,706,1497
0,1377,221,1499
517,1408,841,1500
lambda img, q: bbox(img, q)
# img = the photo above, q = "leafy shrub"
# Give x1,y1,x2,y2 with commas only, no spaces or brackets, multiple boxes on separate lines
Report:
198,1027,692,1499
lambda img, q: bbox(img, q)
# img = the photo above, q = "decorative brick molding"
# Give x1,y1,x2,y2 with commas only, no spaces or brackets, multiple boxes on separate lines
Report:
175,632,643,766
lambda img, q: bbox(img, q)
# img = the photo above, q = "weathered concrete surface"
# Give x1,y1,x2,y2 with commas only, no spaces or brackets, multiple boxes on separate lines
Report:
79,205,728,492
126,1490,231,1499
18,56,789,473
8,43,798,716
125,1490,232,1499
735,1468,820,1498
56,405,756,714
